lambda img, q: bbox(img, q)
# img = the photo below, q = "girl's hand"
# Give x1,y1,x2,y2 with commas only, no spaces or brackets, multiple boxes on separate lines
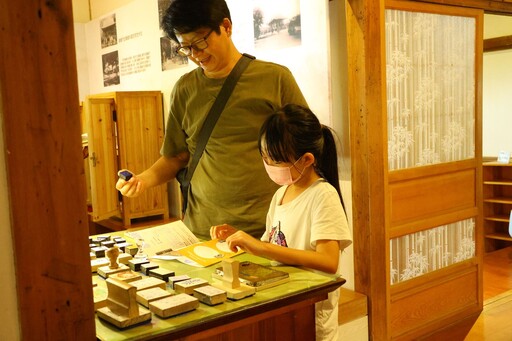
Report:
225,231,265,255
115,175,145,197
210,224,238,240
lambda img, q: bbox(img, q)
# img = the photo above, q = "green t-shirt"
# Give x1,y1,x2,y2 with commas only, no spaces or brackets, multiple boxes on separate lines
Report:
162,59,307,239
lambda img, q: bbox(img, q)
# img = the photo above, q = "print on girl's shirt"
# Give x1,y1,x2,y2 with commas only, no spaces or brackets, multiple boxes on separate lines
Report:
269,221,288,247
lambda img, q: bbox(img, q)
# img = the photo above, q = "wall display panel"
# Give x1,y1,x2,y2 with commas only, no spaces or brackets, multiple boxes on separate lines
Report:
253,0,301,50
85,1,173,94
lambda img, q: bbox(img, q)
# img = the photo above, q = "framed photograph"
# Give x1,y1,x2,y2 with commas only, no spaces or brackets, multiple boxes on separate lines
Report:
253,0,301,51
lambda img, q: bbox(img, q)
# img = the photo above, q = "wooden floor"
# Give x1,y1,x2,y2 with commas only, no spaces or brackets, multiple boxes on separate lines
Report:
465,246,512,340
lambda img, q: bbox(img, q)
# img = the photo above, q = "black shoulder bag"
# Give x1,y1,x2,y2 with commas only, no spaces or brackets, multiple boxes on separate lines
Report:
176,53,255,214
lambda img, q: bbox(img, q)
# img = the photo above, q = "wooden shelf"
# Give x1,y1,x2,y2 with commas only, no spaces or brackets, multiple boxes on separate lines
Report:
484,214,510,223
484,162,512,167
484,197,512,205
483,162,512,252
485,233,512,242
484,180,512,186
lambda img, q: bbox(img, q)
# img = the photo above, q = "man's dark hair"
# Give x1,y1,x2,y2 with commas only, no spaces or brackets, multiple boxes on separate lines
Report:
161,0,231,43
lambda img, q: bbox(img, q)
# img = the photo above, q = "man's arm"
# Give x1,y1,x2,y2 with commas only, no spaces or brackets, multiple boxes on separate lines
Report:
116,151,189,197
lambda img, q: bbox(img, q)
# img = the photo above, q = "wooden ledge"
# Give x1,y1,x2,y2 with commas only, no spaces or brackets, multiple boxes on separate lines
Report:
338,287,368,325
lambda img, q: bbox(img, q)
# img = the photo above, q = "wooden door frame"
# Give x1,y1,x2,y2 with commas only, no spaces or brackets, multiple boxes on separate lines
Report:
345,0,389,337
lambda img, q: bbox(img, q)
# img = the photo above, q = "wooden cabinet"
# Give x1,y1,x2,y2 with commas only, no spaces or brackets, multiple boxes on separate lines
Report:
483,161,512,252
85,91,169,226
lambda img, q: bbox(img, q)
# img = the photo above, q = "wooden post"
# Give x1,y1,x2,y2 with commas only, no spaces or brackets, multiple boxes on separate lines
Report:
0,0,95,339
345,0,388,338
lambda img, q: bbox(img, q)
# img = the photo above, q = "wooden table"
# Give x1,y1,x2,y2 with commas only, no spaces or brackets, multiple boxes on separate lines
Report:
94,236,345,340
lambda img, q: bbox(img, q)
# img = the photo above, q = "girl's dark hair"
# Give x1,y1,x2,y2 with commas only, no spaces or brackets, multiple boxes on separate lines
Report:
161,0,231,43
258,104,345,208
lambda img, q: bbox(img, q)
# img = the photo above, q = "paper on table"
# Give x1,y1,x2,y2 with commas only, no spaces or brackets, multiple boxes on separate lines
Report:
150,254,203,267
150,254,180,260
175,239,244,267
125,220,200,256
125,221,242,267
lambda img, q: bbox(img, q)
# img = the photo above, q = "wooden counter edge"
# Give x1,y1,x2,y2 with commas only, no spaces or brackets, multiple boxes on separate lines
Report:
142,277,346,341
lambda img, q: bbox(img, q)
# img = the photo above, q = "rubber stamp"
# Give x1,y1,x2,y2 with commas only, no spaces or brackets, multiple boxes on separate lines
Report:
136,287,172,308
117,252,133,265
101,240,115,248
211,259,255,300
168,275,191,289
130,277,167,291
118,169,133,181
174,278,209,295
91,258,110,273
91,246,108,258
148,267,175,282
96,278,151,328
109,270,143,283
128,258,150,271
149,294,199,318
140,262,160,275
97,245,129,279
125,244,139,257
113,237,126,244
193,285,227,306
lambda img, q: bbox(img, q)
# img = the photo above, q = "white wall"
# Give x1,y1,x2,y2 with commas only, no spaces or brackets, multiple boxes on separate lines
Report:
90,0,132,20
75,23,90,103
484,14,512,39
482,14,512,158
72,0,91,22
482,49,512,157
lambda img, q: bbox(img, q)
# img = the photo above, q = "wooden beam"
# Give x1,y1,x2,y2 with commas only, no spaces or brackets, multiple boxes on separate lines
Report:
0,0,96,339
409,0,512,14
484,35,512,51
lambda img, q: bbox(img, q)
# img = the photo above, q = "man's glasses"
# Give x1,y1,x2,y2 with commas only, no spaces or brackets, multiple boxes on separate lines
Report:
176,29,214,57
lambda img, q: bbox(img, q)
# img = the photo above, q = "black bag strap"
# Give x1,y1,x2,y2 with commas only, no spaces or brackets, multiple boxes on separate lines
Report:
182,53,255,186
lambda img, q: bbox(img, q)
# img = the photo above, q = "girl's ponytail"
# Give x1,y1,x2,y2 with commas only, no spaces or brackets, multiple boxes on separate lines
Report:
319,126,345,210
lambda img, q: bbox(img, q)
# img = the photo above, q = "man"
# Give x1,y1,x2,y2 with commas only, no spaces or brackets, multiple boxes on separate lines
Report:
116,0,307,239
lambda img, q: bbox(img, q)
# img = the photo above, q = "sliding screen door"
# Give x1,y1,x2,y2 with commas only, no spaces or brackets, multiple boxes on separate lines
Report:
385,2,483,339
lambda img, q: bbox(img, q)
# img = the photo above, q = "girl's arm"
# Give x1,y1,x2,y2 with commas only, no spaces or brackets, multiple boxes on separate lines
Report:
210,223,239,240
226,231,340,274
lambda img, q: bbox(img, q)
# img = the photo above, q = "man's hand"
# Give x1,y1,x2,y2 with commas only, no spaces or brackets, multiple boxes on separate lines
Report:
116,173,145,197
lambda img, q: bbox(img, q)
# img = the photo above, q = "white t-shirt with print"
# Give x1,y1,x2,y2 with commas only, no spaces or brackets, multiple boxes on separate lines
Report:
261,179,352,341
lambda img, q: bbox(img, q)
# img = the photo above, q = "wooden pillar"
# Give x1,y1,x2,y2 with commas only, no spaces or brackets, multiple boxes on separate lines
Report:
0,0,95,339
345,0,389,339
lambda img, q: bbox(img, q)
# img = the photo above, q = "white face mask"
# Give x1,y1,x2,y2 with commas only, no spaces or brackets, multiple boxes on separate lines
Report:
263,158,304,186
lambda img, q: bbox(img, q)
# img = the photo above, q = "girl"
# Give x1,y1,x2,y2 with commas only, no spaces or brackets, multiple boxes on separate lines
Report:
210,104,352,341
